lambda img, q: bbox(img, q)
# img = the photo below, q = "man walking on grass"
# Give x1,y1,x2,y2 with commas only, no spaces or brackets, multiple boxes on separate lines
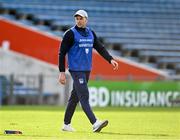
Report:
58,9,118,132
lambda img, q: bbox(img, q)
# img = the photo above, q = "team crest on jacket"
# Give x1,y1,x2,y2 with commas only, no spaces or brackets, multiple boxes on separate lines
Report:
79,78,84,84
85,48,89,54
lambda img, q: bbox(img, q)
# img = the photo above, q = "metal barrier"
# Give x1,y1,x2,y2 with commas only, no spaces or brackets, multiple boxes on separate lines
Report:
0,74,66,105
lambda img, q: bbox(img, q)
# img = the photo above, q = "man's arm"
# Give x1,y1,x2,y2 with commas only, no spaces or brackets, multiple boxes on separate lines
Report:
58,30,74,84
92,31,118,70
58,29,74,72
92,31,113,63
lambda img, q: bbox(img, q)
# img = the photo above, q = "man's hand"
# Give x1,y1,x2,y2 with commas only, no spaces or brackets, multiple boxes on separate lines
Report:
111,59,119,70
58,72,66,85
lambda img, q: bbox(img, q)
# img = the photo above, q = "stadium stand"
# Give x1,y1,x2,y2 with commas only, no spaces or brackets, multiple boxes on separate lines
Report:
0,0,180,75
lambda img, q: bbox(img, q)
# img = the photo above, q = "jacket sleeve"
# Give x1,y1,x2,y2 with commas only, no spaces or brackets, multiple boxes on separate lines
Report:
92,30,113,63
58,30,74,72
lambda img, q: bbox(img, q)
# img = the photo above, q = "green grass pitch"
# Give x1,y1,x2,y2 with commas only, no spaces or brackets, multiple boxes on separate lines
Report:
0,106,180,140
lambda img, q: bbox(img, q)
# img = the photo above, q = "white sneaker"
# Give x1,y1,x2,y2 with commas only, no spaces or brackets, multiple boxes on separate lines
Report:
93,120,108,132
62,124,75,132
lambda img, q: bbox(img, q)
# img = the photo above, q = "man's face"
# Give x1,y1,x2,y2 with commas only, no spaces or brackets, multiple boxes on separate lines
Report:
75,15,87,28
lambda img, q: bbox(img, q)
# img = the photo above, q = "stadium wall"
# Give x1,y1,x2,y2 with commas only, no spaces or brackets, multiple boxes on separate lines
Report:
0,18,167,80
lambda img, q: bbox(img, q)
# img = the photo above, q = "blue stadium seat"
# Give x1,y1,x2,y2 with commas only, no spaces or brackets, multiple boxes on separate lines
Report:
0,0,180,74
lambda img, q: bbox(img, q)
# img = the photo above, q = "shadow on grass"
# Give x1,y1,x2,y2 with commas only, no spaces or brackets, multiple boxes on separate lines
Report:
100,131,172,137
74,130,175,138
0,131,176,139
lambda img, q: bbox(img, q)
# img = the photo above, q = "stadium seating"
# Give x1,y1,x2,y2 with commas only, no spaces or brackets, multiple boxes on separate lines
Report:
0,0,180,74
